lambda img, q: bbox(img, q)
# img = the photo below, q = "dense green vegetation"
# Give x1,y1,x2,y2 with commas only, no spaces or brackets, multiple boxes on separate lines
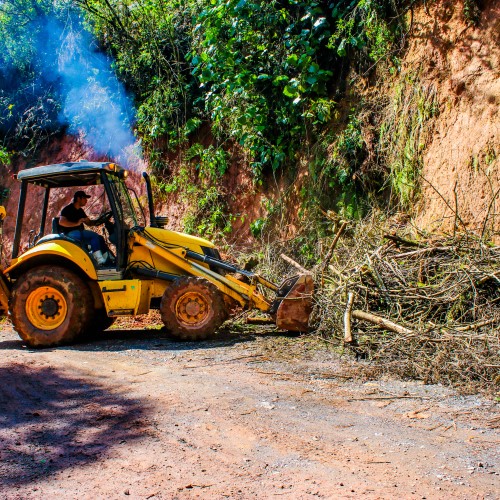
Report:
78,0,411,175
0,0,483,237
0,0,63,154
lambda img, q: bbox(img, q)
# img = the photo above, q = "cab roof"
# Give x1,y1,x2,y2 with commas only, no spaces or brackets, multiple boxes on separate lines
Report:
16,161,126,188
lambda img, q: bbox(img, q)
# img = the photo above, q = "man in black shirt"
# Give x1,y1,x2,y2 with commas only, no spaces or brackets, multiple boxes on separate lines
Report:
59,191,109,265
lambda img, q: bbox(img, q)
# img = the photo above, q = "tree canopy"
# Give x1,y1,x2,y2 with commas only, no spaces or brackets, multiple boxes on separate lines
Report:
0,0,412,162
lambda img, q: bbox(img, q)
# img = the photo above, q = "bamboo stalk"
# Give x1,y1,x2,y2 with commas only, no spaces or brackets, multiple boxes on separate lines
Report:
321,221,348,286
323,221,348,267
383,234,422,247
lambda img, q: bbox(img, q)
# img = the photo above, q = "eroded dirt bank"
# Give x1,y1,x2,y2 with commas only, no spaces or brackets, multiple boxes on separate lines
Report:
0,322,498,499
408,0,500,233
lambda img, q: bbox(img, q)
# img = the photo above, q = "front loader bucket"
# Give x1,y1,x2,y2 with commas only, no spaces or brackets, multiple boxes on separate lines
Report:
275,274,314,332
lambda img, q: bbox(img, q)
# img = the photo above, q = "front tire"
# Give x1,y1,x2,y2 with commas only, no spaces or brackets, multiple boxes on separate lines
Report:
10,265,93,348
160,277,227,341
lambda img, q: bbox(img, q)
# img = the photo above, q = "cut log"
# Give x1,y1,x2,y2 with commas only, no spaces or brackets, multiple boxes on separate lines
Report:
352,310,413,335
344,292,355,343
280,254,309,274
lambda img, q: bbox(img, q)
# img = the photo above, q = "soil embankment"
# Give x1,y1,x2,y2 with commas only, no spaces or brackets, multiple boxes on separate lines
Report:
408,1,500,234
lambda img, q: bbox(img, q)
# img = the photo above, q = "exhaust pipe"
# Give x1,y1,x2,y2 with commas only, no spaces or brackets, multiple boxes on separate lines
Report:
142,172,158,227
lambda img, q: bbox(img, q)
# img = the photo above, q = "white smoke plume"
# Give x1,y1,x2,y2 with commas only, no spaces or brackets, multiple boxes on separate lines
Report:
41,16,142,166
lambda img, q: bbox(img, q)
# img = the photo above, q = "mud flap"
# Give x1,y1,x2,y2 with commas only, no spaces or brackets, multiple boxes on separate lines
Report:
0,273,10,316
275,274,314,332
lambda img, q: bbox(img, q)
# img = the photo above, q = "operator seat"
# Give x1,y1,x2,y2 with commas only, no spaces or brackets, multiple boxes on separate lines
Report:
51,216,85,245
46,216,114,266
35,218,82,247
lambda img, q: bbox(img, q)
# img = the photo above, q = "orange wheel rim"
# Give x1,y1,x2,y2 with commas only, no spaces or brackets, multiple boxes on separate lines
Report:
175,291,209,326
26,286,67,330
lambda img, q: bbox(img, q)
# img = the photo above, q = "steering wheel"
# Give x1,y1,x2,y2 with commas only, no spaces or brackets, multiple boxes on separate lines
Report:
95,210,113,225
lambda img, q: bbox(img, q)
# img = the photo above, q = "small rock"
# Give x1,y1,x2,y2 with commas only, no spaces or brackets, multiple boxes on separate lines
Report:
260,401,275,410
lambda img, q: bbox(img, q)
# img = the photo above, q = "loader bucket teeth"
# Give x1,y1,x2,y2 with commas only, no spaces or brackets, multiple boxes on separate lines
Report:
275,274,314,332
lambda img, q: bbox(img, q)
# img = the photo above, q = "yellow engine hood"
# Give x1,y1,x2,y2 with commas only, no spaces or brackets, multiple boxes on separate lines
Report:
143,227,215,252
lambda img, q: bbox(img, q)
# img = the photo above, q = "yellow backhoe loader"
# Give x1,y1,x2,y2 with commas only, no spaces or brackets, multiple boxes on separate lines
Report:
0,162,313,347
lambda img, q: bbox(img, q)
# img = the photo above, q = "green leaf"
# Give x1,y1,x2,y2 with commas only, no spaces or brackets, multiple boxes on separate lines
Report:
273,75,289,86
184,118,202,135
337,39,347,57
286,54,299,66
283,85,299,98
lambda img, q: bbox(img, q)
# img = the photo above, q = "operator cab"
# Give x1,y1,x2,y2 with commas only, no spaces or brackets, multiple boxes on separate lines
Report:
13,161,145,271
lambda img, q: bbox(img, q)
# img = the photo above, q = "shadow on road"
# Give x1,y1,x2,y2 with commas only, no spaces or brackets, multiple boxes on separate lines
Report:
73,325,285,353
0,322,289,353
0,363,149,486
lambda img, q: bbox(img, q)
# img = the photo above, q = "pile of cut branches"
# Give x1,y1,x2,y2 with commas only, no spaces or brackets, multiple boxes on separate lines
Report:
313,220,500,394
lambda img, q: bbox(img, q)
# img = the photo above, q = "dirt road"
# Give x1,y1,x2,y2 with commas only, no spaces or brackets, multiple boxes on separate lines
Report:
0,320,498,499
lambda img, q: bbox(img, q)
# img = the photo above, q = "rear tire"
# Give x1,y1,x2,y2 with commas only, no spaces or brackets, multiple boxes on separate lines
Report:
160,277,227,341
10,265,93,348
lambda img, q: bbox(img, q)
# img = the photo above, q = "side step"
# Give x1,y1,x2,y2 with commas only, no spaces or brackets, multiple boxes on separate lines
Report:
97,269,124,281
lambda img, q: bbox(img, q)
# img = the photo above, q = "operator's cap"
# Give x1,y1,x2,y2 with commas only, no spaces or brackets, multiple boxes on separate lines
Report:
74,190,91,201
